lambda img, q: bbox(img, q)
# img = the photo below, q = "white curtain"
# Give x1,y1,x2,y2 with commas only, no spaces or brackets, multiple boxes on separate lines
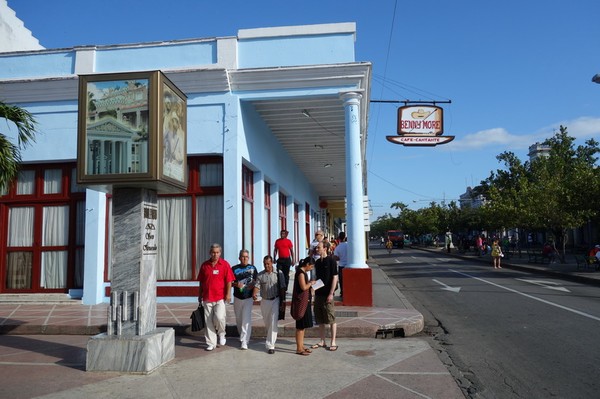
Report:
41,251,67,288
196,195,224,272
17,170,35,195
8,207,34,246
157,197,191,280
243,199,252,256
41,206,69,288
44,169,62,194
263,207,270,258
199,163,223,186
74,201,86,287
107,199,113,280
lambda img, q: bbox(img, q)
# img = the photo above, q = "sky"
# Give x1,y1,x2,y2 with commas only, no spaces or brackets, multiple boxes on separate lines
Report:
7,0,600,221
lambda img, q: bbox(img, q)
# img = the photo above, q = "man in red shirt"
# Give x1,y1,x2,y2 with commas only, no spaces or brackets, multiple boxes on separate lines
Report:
273,229,294,291
198,243,235,351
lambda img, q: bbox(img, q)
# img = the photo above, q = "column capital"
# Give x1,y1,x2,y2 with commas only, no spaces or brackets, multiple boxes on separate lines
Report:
339,91,363,104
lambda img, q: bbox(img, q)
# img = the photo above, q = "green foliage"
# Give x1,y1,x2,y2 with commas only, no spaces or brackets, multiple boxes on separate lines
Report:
482,126,599,256
0,101,38,190
373,126,600,256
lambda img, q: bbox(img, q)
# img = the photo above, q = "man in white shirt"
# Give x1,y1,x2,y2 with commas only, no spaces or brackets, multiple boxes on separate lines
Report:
333,232,348,297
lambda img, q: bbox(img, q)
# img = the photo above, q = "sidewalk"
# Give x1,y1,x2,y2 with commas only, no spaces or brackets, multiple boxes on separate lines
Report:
0,264,423,338
0,260,468,399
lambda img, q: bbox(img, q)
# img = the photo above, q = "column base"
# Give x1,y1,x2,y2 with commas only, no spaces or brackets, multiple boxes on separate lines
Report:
342,268,373,306
86,327,174,374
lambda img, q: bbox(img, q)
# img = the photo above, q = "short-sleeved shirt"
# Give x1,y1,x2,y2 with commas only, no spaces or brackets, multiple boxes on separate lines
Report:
314,255,338,297
198,258,235,302
333,242,348,267
255,270,283,300
231,263,258,300
274,238,294,259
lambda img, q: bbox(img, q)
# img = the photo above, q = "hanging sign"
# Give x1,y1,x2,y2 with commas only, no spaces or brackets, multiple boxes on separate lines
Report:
386,105,454,147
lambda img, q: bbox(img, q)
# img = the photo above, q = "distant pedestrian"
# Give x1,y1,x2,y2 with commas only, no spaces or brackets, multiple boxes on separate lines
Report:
445,230,453,253
273,229,294,291
333,232,348,297
491,239,503,269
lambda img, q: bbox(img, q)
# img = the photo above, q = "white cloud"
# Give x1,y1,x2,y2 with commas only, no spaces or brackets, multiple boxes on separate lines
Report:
446,116,600,151
447,127,534,151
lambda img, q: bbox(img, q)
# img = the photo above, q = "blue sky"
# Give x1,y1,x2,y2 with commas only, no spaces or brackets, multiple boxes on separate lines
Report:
8,0,600,221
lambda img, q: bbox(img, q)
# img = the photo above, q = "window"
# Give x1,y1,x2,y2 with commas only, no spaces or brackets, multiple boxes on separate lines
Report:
279,193,287,232
1,164,85,292
264,182,271,256
242,166,254,258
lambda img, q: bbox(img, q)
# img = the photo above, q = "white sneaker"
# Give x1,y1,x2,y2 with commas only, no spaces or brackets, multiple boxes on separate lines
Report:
241,342,248,350
218,335,226,346
205,346,214,351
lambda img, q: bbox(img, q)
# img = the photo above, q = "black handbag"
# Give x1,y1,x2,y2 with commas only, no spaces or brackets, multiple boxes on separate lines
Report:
190,304,205,332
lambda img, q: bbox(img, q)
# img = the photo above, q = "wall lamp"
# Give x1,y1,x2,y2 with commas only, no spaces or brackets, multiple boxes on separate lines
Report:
324,163,332,168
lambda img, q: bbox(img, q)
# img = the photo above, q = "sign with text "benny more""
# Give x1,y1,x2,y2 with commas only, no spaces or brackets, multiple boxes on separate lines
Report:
386,105,454,146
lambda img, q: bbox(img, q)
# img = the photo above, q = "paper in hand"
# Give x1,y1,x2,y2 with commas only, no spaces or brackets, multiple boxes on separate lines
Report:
313,279,324,290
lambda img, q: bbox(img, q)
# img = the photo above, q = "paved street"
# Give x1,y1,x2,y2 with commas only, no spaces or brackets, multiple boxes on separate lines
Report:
376,246,600,398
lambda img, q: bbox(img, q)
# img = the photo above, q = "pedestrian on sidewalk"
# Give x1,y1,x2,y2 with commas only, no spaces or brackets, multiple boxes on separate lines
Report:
231,249,258,350
198,243,235,351
253,255,285,354
333,232,348,298
293,257,316,355
313,242,339,351
273,229,294,291
491,238,503,269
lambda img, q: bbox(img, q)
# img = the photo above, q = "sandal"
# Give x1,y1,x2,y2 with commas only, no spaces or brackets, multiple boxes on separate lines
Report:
328,345,338,351
302,348,312,353
296,350,310,356
310,342,326,349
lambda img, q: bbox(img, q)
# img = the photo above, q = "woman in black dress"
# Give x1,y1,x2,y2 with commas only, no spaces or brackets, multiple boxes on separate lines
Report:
294,257,315,355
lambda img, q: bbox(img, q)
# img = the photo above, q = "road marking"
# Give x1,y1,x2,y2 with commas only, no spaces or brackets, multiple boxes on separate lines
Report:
432,279,461,293
515,278,570,292
450,269,600,322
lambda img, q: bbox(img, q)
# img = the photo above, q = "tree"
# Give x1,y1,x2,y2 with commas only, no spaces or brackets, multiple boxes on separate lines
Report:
0,101,37,190
483,126,600,260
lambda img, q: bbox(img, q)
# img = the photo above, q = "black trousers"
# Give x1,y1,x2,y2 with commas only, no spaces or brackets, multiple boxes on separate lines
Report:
276,257,292,290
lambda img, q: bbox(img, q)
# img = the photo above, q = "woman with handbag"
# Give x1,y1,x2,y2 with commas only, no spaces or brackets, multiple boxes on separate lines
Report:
292,257,316,356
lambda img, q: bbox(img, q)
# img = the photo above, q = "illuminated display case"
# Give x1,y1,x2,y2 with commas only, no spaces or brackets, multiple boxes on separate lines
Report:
77,71,187,193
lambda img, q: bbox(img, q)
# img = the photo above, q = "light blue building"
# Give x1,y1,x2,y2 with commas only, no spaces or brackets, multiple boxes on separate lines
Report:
0,19,371,304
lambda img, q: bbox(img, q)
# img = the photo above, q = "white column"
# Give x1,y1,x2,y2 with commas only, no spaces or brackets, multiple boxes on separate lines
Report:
341,92,368,269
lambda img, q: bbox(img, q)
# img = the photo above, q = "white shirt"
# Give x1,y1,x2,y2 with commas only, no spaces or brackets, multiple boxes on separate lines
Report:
334,241,348,266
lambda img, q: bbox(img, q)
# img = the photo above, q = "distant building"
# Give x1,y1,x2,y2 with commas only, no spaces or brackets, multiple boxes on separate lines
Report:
459,186,486,208
528,142,551,161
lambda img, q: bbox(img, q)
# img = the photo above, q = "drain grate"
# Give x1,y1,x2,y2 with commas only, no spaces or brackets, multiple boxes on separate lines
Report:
335,311,358,317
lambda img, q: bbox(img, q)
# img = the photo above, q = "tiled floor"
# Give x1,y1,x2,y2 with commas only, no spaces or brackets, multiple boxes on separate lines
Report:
0,302,423,337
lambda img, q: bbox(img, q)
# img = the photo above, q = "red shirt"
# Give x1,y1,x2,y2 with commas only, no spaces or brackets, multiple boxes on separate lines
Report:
197,258,234,302
274,238,293,258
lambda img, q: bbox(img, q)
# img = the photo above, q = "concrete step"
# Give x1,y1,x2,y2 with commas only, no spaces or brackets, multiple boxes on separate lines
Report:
0,294,81,305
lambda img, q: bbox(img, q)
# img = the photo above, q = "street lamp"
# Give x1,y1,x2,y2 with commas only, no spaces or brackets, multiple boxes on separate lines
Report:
592,73,600,84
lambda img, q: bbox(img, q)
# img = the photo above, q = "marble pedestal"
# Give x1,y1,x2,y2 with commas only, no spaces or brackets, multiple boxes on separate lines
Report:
86,188,174,373
86,327,175,374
